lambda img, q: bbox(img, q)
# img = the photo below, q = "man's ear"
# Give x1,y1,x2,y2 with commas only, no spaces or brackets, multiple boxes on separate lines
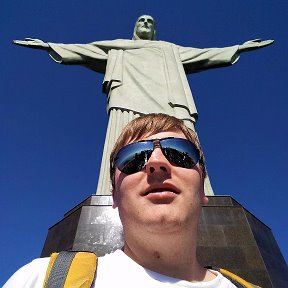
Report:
200,178,209,205
112,189,118,209
202,195,209,205
112,199,118,209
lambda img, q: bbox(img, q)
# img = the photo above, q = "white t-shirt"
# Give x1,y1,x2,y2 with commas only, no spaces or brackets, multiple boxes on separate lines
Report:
4,250,237,287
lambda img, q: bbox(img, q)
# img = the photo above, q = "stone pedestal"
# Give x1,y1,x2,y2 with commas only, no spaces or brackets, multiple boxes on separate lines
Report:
41,195,288,288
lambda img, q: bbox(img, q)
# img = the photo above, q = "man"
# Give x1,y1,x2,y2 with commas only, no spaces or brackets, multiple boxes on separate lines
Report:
4,113,260,287
13,15,273,196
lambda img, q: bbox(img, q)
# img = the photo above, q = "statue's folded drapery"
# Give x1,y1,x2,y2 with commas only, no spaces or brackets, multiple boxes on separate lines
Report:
49,40,239,126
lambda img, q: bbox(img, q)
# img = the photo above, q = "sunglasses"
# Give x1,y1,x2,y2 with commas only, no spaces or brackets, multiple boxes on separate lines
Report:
113,137,200,175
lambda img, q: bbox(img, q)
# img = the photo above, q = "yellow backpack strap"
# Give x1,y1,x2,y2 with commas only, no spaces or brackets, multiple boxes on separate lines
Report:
43,252,60,287
43,251,98,288
219,268,262,288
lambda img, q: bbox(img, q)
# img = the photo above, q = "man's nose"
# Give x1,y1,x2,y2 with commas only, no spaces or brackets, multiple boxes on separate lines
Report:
145,148,171,175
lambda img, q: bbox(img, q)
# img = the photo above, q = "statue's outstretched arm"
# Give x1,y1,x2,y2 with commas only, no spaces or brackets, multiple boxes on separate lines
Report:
13,38,50,50
238,38,274,52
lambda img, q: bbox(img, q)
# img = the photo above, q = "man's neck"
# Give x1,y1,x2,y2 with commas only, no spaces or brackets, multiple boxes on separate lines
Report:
122,226,215,282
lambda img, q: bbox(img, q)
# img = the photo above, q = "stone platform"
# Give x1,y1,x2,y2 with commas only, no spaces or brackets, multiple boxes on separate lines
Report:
41,195,288,288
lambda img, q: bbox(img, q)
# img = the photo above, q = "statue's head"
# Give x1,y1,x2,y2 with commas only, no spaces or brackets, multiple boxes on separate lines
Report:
133,15,156,40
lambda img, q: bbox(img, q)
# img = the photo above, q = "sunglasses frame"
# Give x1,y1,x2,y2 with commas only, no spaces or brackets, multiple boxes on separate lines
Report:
112,137,201,175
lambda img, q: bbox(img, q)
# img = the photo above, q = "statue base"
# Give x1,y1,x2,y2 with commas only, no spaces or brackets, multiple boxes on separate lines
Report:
41,195,288,288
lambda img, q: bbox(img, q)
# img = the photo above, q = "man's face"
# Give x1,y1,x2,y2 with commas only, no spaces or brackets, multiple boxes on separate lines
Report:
135,15,155,40
113,131,208,234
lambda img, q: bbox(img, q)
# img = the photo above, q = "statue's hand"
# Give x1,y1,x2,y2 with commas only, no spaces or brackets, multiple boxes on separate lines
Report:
13,38,49,50
239,38,274,52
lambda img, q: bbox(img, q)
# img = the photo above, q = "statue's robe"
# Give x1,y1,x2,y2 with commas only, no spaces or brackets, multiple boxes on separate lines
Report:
49,39,240,126
48,39,240,195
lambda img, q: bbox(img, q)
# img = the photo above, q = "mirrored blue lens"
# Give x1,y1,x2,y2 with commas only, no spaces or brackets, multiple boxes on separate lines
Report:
160,138,199,168
114,141,154,174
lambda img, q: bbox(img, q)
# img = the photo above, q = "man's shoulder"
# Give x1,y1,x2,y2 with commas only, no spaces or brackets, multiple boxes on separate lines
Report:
3,257,50,288
98,249,126,267
97,251,238,287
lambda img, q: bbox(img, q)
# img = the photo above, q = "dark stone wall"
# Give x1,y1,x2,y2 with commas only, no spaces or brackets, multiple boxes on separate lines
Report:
246,210,288,287
41,206,82,256
41,195,288,287
197,198,270,287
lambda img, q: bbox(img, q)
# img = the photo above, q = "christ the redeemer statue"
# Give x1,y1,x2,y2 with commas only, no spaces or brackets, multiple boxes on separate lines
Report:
14,15,273,196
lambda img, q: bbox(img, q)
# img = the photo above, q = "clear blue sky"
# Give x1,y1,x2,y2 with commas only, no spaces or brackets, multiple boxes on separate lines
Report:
1,0,287,284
